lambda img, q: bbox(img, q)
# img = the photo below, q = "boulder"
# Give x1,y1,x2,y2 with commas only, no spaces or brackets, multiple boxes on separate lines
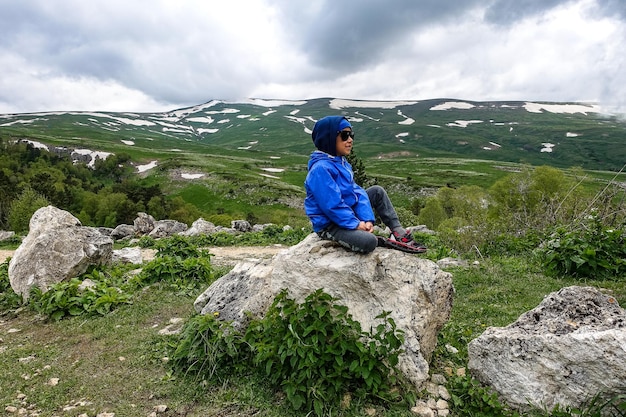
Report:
231,220,252,232
194,233,454,389
148,220,189,238
0,230,16,242
179,218,236,236
179,218,219,236
468,286,626,413
8,206,113,299
134,212,155,235
112,247,144,265
111,224,135,240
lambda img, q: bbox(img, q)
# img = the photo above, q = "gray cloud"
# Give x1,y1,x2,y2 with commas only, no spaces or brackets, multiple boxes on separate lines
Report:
484,0,575,24
0,0,624,114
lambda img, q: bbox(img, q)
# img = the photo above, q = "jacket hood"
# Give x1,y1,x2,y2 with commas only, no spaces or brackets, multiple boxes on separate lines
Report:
311,116,350,156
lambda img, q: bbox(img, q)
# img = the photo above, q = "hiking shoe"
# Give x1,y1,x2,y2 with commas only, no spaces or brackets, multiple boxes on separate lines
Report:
388,230,427,253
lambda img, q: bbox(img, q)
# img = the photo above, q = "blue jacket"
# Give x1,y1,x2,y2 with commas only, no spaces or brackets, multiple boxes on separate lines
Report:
304,116,375,232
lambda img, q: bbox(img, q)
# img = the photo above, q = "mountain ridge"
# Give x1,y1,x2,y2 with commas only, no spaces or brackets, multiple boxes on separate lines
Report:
1,97,625,172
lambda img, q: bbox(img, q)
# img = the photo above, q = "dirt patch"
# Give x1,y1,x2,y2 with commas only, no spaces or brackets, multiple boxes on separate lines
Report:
0,250,13,264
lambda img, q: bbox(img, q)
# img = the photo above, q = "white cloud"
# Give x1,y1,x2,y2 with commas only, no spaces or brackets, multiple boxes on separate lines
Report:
0,0,624,114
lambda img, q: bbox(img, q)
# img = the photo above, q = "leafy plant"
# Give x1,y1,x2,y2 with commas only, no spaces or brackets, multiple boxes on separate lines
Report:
134,255,215,289
29,276,132,320
539,214,626,280
154,234,210,258
447,374,516,417
0,259,23,313
245,289,413,416
170,313,249,381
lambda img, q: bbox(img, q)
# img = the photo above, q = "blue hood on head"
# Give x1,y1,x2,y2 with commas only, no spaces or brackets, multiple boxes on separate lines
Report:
311,116,350,156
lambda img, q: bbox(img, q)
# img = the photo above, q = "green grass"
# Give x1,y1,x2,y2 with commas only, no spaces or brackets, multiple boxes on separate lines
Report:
2,250,625,416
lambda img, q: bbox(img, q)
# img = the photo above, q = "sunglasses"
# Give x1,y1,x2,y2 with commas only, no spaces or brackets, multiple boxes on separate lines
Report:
339,130,355,141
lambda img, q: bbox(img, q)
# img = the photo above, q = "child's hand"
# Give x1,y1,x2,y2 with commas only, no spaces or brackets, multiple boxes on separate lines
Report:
357,221,374,232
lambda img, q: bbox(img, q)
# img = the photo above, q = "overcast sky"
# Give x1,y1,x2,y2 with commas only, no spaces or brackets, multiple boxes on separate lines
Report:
0,0,624,114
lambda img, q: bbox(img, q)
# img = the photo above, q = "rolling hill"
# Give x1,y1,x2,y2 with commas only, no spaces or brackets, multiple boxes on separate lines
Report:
1,98,625,171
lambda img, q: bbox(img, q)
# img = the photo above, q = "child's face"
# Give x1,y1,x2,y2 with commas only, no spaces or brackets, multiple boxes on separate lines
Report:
335,129,354,156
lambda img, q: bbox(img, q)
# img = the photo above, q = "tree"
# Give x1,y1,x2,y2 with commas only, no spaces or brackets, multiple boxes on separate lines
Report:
7,187,50,233
346,150,375,188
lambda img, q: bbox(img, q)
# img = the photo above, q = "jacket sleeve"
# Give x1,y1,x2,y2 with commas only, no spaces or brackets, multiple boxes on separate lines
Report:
307,163,362,230
353,185,375,223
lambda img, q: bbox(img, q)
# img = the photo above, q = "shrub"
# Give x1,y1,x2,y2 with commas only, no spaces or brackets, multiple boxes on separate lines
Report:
134,255,215,288
0,259,22,312
538,215,626,280
170,289,414,416
7,187,49,233
29,275,133,321
245,289,413,415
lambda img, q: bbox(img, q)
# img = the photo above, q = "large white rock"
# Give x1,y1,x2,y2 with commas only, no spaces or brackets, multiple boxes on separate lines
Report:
8,206,112,299
194,233,454,389
468,286,626,412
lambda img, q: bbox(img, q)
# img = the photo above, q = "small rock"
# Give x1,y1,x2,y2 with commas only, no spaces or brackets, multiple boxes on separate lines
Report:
426,398,437,409
430,373,446,385
5,406,18,413
47,378,59,386
154,404,168,413
410,401,434,417
445,343,459,354
438,385,451,400
424,382,438,396
436,399,449,410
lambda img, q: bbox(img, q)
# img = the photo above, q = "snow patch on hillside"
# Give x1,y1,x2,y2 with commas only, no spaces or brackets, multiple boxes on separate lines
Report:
137,160,158,173
430,102,475,111
447,120,484,128
524,102,600,115
181,173,205,179
330,99,418,110
397,110,415,125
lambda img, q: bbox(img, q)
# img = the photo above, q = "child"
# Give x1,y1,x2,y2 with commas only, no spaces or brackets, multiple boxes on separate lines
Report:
304,115,426,254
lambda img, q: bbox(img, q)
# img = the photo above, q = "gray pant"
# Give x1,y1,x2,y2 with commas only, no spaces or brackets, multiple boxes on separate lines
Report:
317,185,402,253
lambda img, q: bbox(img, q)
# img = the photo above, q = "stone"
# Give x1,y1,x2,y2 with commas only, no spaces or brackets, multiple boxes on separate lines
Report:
148,220,188,238
194,233,454,389
111,247,143,265
133,212,155,235
0,230,16,242
178,218,215,236
436,257,469,268
110,224,135,240
8,206,112,299
468,286,626,412
231,219,252,232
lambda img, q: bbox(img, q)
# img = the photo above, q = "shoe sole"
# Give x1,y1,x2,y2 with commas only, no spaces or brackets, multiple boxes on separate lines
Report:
380,237,427,254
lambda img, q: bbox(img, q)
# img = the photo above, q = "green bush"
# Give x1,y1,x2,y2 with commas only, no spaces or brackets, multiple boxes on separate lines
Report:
538,216,626,280
170,289,414,416
29,275,133,321
7,187,49,233
135,255,215,288
245,289,413,415
0,259,23,312
171,313,249,381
